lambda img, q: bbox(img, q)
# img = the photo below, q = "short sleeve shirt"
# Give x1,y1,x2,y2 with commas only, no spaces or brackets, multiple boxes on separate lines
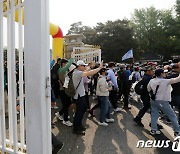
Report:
73,69,85,99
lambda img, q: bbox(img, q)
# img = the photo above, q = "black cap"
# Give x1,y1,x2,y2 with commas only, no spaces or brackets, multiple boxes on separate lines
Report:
99,68,108,74
155,68,166,76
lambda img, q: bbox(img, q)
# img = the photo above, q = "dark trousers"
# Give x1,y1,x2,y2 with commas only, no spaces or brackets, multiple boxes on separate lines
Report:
59,90,72,121
109,90,118,109
135,95,150,121
85,91,90,109
73,96,87,130
51,80,60,98
118,87,129,107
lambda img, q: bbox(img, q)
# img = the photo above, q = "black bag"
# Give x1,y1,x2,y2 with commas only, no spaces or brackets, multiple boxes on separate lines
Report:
63,72,82,98
149,85,159,101
134,80,144,95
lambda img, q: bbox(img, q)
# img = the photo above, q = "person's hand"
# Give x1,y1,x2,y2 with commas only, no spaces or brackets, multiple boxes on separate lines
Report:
108,87,113,91
71,50,75,59
99,60,103,68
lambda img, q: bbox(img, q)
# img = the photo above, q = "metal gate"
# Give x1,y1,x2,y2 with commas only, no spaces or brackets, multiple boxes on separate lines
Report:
0,0,51,153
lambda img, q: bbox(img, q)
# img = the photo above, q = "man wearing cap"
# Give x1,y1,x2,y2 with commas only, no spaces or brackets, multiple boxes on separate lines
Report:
108,62,121,112
72,60,103,135
133,66,154,127
147,68,180,136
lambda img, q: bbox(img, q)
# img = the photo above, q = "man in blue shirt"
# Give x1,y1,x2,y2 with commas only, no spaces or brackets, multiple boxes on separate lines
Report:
107,62,121,112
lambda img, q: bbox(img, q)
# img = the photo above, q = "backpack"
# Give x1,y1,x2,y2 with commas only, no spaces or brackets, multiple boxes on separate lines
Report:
131,73,136,83
134,79,144,95
63,71,82,98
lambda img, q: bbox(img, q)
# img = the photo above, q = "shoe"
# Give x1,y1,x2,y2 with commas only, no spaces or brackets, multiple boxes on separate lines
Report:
133,118,144,127
114,107,121,112
174,132,180,137
166,119,171,124
52,106,59,109
98,121,108,126
55,112,64,121
149,123,163,129
79,125,86,131
62,120,73,127
150,130,161,135
123,106,131,110
52,142,64,154
73,129,85,135
106,118,115,123
88,110,95,117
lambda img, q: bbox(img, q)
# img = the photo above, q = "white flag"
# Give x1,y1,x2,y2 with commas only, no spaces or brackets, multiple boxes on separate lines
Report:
122,49,133,61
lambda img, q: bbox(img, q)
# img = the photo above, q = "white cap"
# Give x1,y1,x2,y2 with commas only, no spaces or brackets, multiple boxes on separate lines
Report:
68,64,76,72
76,60,87,66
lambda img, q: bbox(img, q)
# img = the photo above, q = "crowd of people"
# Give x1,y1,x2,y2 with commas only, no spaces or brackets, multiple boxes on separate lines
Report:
3,53,180,153
49,53,180,153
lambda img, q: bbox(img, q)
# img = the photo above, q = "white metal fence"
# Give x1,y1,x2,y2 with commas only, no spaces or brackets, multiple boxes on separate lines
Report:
0,0,51,153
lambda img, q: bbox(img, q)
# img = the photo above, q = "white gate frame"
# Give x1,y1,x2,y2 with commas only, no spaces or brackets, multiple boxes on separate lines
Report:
24,0,51,153
0,0,51,153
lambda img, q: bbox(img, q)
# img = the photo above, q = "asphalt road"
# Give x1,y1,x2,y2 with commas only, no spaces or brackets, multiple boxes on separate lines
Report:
52,95,176,154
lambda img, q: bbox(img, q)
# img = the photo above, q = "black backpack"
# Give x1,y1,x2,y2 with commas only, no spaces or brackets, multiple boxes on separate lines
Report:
63,71,82,98
134,79,144,95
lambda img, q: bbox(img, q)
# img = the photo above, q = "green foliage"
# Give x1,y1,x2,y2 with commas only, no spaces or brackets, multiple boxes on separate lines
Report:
67,3,180,62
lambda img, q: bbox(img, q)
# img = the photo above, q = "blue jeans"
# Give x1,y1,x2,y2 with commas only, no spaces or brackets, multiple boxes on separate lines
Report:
151,100,180,132
98,96,111,122
172,96,180,124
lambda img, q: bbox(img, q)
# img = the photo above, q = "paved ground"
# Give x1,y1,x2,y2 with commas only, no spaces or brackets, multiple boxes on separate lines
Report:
52,95,176,154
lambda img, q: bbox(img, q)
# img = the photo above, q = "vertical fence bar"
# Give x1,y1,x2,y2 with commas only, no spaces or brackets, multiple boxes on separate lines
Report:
10,0,18,152
7,0,13,146
24,0,51,153
0,0,6,153
18,0,25,148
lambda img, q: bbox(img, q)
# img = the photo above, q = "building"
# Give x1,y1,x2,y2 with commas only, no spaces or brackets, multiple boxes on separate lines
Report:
64,34,101,64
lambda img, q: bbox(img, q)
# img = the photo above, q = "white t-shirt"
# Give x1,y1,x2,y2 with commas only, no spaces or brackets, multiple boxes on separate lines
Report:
147,75,180,102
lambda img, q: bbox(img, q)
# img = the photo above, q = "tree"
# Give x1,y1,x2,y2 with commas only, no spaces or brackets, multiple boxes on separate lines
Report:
93,19,137,62
131,7,176,59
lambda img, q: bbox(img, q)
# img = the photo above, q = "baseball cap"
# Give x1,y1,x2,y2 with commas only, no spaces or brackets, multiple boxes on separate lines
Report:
155,68,167,76
99,68,108,74
76,60,87,66
144,66,153,72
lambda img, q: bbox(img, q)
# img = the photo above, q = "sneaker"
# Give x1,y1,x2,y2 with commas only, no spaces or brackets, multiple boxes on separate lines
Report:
106,118,115,123
62,120,73,127
73,129,85,135
123,106,131,110
98,121,108,126
79,125,86,131
114,107,121,112
149,123,163,129
51,106,59,109
133,118,144,127
150,130,161,135
88,110,95,117
55,112,64,121
52,142,64,154
166,119,171,124
174,132,180,137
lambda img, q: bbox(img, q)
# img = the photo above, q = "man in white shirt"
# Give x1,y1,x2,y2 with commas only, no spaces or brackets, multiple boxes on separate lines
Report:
147,68,180,136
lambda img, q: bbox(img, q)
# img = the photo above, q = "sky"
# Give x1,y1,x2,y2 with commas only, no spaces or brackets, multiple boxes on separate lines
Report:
49,0,176,35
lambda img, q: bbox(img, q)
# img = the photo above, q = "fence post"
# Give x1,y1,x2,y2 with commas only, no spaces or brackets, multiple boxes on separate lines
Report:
24,0,51,153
